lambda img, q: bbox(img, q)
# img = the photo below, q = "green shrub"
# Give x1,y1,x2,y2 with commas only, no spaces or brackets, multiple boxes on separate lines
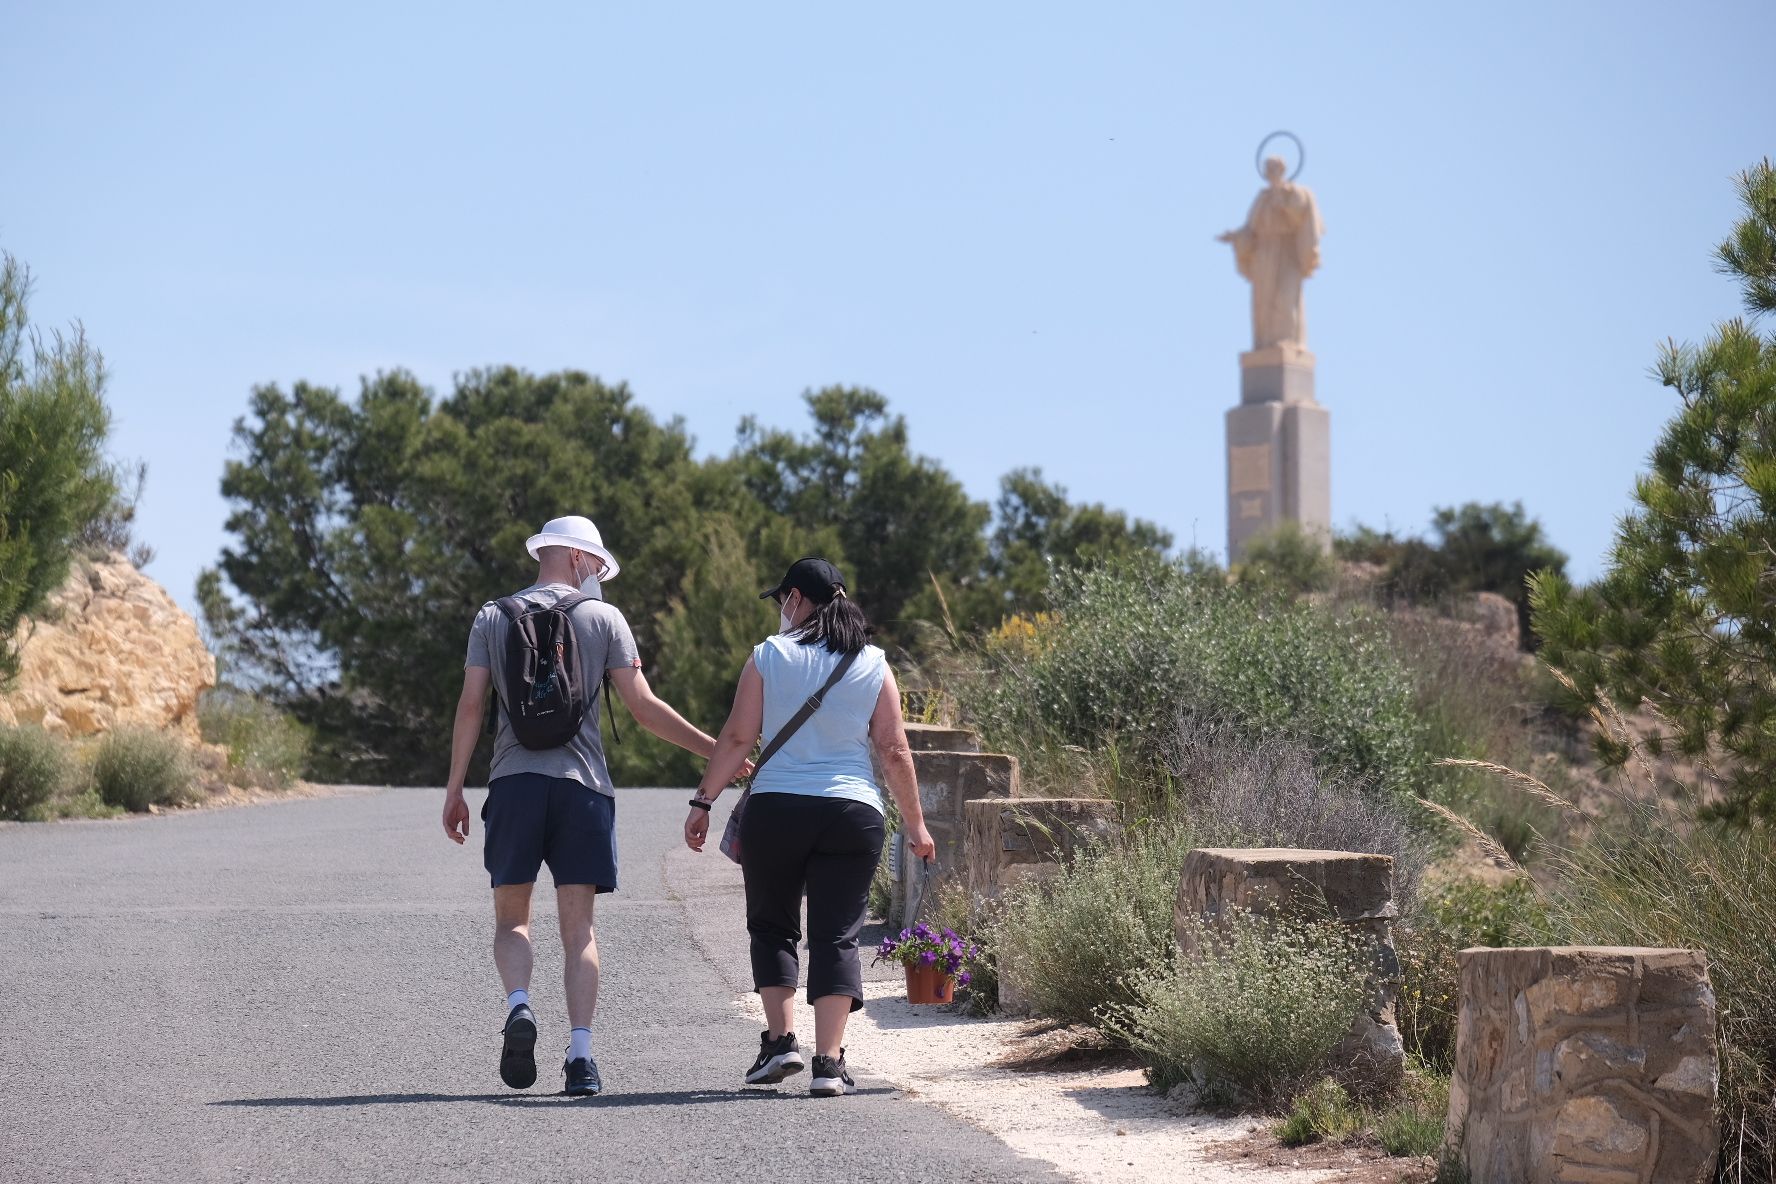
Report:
1101,910,1372,1108
961,558,1428,809
992,818,1198,1026
1374,1071,1450,1157
1538,816,1776,1180
198,691,310,790
1234,521,1337,598
1277,1077,1365,1146
1396,879,1544,1072
0,725,72,820
92,729,196,812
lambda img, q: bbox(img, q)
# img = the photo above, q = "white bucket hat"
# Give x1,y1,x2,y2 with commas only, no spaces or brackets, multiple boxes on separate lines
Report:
525,515,620,580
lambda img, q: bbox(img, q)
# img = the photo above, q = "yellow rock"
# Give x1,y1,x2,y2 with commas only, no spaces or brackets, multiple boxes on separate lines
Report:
0,553,216,741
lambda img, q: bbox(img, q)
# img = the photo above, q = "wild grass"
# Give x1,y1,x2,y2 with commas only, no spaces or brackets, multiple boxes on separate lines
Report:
1277,1071,1449,1158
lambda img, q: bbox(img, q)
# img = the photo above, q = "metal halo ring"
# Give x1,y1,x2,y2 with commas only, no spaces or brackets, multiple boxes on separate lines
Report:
1255,131,1304,181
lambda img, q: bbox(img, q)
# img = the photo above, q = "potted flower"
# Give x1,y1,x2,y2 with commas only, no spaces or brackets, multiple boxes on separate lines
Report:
875,923,979,1005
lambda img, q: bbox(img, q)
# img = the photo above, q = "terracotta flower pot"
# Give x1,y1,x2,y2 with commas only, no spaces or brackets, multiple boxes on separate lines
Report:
903,963,956,1005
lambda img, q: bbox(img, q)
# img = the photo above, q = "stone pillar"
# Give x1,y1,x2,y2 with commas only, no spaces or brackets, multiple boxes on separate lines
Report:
1226,345,1330,562
902,722,981,753
893,750,1020,926
963,797,1123,1014
1447,947,1719,1184
1175,847,1403,1092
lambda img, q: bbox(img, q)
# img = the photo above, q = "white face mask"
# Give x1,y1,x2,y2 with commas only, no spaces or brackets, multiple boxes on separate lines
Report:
778,592,795,634
575,555,604,601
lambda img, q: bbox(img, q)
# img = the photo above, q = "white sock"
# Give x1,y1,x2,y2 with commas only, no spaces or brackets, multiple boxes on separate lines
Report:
568,1027,593,1061
506,989,529,1012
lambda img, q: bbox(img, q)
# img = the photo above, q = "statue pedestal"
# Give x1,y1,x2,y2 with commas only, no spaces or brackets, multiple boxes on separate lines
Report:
1227,350,1330,562
1239,345,1317,404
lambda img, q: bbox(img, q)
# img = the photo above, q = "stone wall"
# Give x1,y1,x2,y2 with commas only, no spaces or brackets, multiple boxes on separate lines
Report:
894,747,1020,924
964,796,1123,1015
963,797,1123,907
1175,847,1404,1092
0,554,215,741
1447,946,1719,1184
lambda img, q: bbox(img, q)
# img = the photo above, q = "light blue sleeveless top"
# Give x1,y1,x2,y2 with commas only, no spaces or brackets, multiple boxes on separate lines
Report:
749,636,889,813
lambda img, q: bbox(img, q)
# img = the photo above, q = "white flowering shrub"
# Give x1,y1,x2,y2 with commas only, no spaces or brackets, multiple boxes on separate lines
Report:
1102,909,1371,1109
992,818,1198,1026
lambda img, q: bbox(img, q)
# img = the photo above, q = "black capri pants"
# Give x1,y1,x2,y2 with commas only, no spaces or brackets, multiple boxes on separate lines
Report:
739,792,886,1013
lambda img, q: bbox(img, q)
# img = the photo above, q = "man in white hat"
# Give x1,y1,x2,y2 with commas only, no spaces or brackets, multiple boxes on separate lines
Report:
440,515,728,1098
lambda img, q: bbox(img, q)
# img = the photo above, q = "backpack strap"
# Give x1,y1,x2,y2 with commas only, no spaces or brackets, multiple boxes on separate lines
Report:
749,647,863,781
547,590,622,746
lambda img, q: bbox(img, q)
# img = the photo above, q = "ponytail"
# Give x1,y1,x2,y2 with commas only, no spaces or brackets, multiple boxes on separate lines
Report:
791,583,873,653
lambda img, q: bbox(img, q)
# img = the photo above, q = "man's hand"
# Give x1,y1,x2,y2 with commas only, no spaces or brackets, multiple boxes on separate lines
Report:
734,757,756,783
684,807,710,852
905,821,936,861
443,793,470,845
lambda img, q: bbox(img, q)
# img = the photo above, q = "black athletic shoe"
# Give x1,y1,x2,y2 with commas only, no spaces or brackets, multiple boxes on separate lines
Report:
743,1030,805,1086
499,1004,538,1090
563,1055,602,1097
808,1050,855,1097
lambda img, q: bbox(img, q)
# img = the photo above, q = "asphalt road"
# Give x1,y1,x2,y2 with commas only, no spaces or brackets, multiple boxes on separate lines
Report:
0,787,1057,1183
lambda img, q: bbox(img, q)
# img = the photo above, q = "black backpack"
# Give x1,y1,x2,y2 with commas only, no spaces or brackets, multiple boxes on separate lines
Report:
492,592,619,751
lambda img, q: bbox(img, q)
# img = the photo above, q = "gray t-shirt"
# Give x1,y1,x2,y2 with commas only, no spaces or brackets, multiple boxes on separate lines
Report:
465,582,640,796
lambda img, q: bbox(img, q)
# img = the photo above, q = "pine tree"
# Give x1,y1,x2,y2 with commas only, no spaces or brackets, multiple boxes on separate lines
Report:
1532,159,1776,822
0,252,118,683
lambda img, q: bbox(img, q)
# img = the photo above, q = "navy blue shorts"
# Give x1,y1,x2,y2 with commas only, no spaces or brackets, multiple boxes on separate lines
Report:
482,773,618,891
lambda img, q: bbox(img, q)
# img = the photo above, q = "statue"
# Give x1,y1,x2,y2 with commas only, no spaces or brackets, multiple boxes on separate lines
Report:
1218,154,1324,350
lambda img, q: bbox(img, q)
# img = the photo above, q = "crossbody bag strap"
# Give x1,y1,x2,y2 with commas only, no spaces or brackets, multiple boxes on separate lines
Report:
749,647,862,781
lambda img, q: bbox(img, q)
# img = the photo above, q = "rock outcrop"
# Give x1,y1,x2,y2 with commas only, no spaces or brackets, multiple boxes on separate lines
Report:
0,553,216,741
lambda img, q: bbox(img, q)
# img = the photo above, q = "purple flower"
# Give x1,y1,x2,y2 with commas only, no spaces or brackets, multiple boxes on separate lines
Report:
957,972,973,988
913,923,934,941
919,950,938,966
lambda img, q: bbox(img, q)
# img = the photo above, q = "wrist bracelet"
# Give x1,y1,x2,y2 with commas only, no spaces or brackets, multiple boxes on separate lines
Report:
687,797,713,812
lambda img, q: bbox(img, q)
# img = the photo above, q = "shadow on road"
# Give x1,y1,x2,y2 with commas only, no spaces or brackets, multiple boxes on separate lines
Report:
209,1086,896,1109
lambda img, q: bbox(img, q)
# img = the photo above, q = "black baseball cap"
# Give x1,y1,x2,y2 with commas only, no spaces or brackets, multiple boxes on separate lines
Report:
761,557,847,603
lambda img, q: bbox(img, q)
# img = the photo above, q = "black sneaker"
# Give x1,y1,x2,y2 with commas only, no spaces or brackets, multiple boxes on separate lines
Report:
563,1055,602,1097
499,1004,538,1090
808,1050,854,1097
743,1030,805,1086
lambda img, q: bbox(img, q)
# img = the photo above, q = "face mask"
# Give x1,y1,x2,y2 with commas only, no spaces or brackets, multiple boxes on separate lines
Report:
779,593,795,634
575,557,604,601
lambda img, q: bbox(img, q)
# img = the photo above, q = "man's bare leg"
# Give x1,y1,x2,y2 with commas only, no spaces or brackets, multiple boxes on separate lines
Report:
493,883,535,994
557,884,600,1029
494,882,540,1090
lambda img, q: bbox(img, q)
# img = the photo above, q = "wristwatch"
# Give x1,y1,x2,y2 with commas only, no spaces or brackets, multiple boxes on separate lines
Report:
687,796,714,812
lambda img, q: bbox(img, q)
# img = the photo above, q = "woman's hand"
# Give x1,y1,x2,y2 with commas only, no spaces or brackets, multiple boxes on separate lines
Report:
685,807,711,852
905,821,936,861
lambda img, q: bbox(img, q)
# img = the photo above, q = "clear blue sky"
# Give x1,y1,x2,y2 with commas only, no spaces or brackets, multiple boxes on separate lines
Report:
6,2,1772,612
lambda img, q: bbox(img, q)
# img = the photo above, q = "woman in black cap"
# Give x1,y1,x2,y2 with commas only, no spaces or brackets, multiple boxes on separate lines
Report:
684,557,936,1097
